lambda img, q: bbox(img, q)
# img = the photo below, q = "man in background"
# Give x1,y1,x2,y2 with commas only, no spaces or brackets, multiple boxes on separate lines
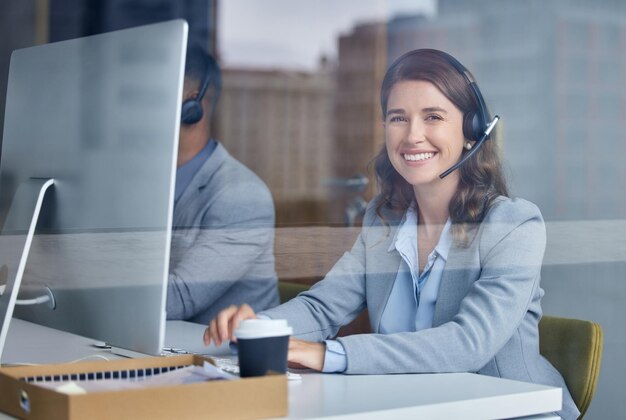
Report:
167,44,279,324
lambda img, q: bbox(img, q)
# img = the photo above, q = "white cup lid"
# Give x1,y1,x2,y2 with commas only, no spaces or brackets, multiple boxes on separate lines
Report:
234,319,293,339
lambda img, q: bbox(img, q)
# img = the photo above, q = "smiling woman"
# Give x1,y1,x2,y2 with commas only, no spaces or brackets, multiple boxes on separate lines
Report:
205,49,580,420
374,49,508,247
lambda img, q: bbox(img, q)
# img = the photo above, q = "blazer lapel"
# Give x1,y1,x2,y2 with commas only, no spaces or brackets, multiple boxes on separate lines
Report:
173,143,225,227
366,209,404,333
432,238,480,327
369,248,402,333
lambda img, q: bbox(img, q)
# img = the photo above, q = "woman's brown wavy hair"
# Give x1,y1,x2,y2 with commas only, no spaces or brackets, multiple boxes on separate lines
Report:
374,49,509,246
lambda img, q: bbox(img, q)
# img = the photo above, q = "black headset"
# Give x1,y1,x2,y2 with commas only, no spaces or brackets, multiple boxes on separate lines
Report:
180,57,213,125
435,51,500,178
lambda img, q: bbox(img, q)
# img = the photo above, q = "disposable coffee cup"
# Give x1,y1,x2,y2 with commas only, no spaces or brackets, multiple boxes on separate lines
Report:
234,319,293,378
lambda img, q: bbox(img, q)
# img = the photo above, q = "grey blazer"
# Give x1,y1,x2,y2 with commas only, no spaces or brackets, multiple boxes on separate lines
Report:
167,142,279,324
263,196,578,419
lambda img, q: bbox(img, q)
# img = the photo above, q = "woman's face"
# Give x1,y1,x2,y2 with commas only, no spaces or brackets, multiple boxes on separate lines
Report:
384,80,466,189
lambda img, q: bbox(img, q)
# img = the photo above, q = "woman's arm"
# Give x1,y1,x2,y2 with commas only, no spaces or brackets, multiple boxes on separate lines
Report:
261,231,368,342
260,200,387,341
203,201,382,347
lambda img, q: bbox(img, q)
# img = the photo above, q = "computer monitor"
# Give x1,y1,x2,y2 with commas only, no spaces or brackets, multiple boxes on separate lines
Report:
0,20,188,360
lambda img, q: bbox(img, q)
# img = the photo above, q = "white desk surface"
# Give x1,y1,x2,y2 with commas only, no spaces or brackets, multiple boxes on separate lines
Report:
0,319,562,419
1,318,230,365
286,372,561,419
1,318,122,365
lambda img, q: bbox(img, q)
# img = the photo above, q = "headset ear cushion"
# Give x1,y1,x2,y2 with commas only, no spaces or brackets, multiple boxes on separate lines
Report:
181,99,203,125
463,111,479,141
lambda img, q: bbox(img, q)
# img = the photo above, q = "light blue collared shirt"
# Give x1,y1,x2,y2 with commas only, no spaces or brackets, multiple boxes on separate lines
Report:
322,206,453,373
174,139,217,203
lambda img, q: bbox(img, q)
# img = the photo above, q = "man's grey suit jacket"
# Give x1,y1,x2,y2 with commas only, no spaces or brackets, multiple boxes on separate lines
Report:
167,142,279,324
263,196,578,419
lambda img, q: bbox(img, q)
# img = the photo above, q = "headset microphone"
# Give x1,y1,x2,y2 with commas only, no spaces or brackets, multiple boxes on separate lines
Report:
439,115,500,179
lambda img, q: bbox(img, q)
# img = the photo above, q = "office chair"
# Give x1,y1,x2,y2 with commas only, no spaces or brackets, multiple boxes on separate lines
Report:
539,315,603,418
278,281,310,304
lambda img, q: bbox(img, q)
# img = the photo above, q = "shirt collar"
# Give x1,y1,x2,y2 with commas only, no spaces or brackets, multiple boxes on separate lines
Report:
175,139,217,202
388,204,453,262
388,204,417,253
387,204,417,252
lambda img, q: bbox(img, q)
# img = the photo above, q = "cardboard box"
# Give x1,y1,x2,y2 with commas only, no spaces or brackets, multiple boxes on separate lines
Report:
0,355,287,419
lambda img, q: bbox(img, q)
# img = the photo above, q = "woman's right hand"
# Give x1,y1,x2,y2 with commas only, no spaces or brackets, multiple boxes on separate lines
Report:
203,304,256,347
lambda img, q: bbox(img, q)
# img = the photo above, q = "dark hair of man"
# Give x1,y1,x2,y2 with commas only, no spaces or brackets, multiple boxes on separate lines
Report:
373,49,509,246
184,43,222,117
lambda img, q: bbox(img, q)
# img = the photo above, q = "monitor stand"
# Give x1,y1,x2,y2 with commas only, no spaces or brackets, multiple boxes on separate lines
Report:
0,178,55,361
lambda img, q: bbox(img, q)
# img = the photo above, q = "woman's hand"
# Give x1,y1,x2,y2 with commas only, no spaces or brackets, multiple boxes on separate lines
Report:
203,304,256,347
288,338,326,371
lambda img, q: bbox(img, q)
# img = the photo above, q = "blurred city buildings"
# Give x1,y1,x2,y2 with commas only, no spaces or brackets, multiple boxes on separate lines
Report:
216,64,335,225
219,0,626,224
385,0,626,221
3,0,626,225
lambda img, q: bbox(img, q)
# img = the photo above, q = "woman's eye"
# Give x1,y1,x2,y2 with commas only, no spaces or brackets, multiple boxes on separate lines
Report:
389,115,407,123
425,114,443,121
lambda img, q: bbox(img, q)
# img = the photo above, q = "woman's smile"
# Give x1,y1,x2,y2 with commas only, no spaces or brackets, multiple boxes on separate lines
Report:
402,151,437,164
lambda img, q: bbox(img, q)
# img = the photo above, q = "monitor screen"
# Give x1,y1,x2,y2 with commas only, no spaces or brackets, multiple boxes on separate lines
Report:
0,20,188,358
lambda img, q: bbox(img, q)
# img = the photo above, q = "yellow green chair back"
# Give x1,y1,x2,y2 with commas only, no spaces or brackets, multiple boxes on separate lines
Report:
539,315,603,418
278,281,310,304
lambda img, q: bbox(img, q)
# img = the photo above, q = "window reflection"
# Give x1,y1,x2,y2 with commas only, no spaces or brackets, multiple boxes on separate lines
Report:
1,1,626,417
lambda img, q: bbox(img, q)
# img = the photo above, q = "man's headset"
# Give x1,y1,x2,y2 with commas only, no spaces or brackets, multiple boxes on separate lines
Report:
434,51,500,179
181,55,215,125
